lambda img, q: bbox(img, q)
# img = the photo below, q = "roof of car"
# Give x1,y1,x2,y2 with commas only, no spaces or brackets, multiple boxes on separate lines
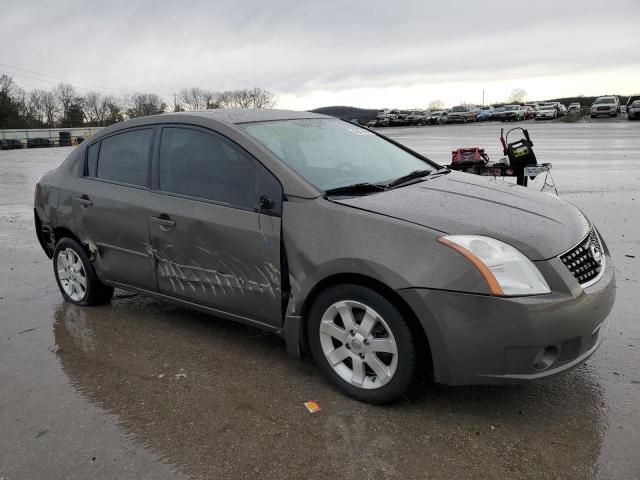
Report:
162,108,331,124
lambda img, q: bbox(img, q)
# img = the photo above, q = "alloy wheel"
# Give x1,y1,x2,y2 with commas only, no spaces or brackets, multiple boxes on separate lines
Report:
56,248,87,301
318,300,399,389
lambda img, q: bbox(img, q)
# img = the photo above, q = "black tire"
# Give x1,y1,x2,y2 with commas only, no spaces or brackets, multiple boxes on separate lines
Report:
307,284,416,404
53,237,113,306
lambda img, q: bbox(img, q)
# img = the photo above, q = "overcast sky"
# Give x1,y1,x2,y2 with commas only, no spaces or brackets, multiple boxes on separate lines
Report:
2,0,639,109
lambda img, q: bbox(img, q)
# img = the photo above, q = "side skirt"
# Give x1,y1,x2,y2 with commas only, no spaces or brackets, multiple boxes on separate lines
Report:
105,280,283,336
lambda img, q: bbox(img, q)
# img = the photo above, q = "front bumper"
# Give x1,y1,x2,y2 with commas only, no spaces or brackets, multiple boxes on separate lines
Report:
398,255,616,385
592,108,616,116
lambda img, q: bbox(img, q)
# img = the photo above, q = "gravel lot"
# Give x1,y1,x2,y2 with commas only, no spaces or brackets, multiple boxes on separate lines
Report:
1,119,639,479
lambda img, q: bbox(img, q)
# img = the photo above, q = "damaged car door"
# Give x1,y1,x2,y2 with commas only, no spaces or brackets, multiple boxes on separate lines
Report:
77,128,157,290
148,126,283,327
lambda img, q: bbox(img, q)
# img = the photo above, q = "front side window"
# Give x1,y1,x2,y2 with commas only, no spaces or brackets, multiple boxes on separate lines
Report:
96,129,152,186
158,127,280,210
242,119,436,191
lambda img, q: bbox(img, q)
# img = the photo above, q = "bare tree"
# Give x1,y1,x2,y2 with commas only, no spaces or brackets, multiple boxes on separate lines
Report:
41,91,58,127
125,93,166,118
428,99,445,111
217,88,276,109
29,89,46,125
508,88,527,104
247,87,276,108
178,87,216,111
0,74,19,128
56,83,77,125
84,91,118,126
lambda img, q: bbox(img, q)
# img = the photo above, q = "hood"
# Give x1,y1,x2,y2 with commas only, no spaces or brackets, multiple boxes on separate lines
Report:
333,171,590,260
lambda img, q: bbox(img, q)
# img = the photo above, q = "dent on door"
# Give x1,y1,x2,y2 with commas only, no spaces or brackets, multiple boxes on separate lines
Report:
147,199,283,327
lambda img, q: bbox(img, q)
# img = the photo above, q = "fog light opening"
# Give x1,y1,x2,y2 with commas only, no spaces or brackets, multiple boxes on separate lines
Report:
533,346,559,371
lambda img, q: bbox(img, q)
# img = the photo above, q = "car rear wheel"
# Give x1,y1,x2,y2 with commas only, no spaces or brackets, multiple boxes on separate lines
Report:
53,237,113,306
307,284,416,404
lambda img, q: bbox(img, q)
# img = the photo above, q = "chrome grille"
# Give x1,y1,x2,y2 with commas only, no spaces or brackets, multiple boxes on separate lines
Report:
560,228,604,286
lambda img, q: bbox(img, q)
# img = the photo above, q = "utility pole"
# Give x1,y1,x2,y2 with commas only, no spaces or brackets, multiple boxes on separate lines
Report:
482,89,485,106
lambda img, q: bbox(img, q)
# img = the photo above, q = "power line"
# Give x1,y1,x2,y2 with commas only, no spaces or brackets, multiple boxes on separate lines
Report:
0,62,131,95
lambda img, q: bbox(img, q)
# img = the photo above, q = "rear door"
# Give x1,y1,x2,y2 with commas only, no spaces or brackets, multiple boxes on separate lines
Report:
73,128,157,290
147,125,284,328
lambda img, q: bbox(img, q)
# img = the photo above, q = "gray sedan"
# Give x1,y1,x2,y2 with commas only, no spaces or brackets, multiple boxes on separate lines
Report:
34,109,615,403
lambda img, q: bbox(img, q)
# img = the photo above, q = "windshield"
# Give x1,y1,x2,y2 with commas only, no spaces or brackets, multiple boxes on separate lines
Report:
632,101,640,108
504,105,519,111
241,119,436,191
594,97,614,104
451,106,468,112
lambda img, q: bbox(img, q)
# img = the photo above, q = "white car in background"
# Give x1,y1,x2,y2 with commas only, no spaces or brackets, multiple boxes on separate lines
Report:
568,103,581,112
535,104,558,120
591,96,621,118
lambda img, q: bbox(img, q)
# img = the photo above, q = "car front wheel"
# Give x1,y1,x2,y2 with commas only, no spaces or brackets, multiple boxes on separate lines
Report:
53,237,113,306
307,284,416,403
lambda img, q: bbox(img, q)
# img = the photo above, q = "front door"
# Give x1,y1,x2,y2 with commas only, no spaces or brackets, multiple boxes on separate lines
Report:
147,126,283,327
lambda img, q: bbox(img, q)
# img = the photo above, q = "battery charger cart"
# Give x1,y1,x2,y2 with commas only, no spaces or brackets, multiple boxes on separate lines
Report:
502,127,536,186
447,127,552,188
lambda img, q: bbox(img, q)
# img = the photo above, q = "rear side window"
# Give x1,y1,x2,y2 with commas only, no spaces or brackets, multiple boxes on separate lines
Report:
159,127,280,210
86,142,99,177
95,129,152,186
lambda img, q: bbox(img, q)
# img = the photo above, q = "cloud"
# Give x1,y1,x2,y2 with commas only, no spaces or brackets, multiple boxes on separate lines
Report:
2,0,639,108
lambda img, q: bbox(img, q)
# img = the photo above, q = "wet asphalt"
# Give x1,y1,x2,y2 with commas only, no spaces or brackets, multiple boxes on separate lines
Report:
1,118,639,479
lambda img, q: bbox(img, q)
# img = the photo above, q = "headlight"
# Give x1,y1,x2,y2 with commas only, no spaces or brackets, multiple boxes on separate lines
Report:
438,235,551,296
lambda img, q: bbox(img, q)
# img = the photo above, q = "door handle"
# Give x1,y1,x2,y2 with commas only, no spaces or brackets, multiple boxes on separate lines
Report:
73,195,92,207
149,215,176,228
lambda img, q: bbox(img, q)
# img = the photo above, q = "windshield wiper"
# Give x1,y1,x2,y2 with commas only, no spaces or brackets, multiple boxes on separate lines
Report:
324,182,387,196
386,169,433,189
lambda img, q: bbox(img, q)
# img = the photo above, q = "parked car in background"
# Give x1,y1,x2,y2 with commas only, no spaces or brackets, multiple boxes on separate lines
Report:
34,109,616,404
448,105,477,123
558,103,567,116
536,104,558,120
625,95,640,113
427,111,449,125
389,113,409,127
490,106,506,121
568,103,581,112
520,105,536,120
0,139,9,150
501,105,525,122
541,102,566,117
477,106,494,121
372,116,390,127
406,111,426,125
591,96,620,118
627,100,640,120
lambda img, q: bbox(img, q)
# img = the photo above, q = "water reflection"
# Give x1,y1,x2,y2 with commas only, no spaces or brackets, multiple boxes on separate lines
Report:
55,296,606,479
